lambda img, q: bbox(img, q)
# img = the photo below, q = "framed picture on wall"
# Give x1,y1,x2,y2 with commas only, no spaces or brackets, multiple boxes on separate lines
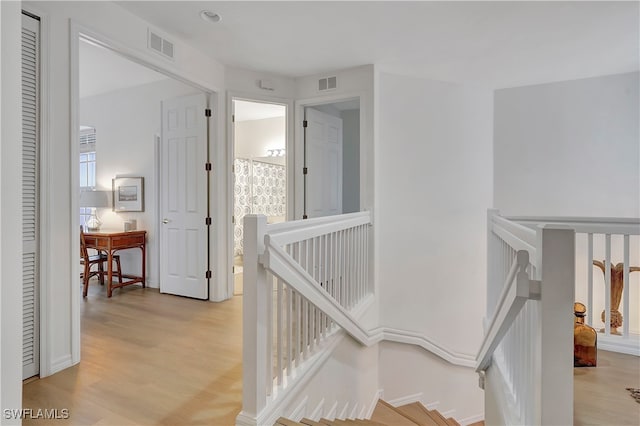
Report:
113,176,144,212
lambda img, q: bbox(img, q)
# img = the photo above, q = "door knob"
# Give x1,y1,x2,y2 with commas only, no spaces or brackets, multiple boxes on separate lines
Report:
162,219,170,224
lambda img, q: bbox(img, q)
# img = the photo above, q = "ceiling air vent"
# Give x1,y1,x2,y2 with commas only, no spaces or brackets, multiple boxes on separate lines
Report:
148,29,175,60
318,76,337,92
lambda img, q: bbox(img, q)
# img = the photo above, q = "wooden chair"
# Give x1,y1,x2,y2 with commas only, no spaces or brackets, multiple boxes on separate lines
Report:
81,226,123,297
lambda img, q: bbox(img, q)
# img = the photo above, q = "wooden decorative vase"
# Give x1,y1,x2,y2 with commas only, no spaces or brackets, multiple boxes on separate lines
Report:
593,261,640,335
574,302,597,367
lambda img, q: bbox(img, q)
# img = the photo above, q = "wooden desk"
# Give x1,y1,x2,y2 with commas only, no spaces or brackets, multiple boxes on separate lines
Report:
83,230,146,297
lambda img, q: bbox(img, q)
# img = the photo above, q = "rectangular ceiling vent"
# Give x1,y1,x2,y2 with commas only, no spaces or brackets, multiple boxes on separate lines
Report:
148,29,175,60
318,76,337,92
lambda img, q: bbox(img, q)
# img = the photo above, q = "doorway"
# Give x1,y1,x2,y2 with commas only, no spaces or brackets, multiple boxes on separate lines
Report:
232,99,287,295
302,99,360,219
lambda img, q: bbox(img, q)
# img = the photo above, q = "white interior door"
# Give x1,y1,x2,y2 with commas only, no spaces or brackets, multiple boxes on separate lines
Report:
305,108,343,218
22,12,40,380
160,93,209,299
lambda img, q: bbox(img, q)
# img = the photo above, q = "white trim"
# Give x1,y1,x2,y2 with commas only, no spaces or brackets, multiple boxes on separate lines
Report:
386,393,424,407
239,332,344,426
21,3,53,379
286,396,308,421
226,91,294,301
326,401,339,420
358,405,367,420
50,354,73,374
348,403,359,420
374,327,476,368
458,413,485,426
440,409,456,419
293,91,365,219
309,398,325,421
365,389,384,419
424,401,440,410
69,21,220,364
598,334,640,356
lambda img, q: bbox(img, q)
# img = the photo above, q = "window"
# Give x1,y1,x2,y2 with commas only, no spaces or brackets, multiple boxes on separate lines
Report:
80,127,97,227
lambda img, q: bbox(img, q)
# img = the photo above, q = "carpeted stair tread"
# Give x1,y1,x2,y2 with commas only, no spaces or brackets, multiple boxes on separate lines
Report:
371,400,420,425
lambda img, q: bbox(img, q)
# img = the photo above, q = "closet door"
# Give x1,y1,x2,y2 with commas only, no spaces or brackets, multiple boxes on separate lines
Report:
22,12,40,380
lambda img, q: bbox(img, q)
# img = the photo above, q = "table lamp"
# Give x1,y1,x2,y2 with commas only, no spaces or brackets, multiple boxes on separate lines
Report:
79,190,110,231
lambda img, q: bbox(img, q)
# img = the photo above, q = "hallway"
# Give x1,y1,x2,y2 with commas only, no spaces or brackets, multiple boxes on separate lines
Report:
23,285,243,425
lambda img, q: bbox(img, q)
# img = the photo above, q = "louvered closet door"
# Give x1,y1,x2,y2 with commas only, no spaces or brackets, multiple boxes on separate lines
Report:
22,12,40,380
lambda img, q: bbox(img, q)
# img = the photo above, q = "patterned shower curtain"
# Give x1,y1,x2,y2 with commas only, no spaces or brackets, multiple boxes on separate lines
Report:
234,158,286,256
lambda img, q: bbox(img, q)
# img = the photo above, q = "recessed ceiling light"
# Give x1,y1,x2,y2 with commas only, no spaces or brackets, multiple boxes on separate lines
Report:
200,10,221,23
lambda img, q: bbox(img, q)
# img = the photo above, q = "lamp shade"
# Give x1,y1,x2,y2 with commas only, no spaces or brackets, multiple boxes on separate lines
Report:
79,190,110,208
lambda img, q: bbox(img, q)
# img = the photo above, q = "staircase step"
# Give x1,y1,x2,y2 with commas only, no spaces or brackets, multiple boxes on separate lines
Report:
395,402,439,426
276,418,304,426
300,419,325,426
467,422,484,426
426,409,450,426
446,417,461,426
371,400,420,425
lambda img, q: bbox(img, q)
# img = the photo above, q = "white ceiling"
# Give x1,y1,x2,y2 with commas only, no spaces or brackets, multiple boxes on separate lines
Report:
80,39,168,98
234,100,286,122
117,1,638,89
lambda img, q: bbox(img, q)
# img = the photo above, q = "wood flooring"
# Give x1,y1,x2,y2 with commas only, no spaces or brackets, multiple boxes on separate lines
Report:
23,284,243,425
574,349,640,426
22,282,640,425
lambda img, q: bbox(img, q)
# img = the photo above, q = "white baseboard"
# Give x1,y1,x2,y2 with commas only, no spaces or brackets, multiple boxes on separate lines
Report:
50,354,73,374
458,413,485,426
598,334,640,356
336,402,348,420
386,392,423,407
326,401,338,420
287,396,308,421
372,327,476,368
424,401,440,410
365,389,384,419
440,409,456,419
349,403,359,420
309,398,325,420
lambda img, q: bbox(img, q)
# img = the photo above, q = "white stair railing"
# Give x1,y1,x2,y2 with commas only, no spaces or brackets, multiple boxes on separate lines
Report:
510,216,640,354
238,212,373,426
478,210,575,425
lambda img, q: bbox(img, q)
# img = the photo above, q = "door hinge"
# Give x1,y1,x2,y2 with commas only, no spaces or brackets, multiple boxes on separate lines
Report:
303,167,308,175
232,164,235,173
205,162,212,171
232,114,235,122
303,120,308,128
232,215,235,224
205,270,212,279
232,266,235,273
205,108,212,117
205,217,212,226
303,214,308,219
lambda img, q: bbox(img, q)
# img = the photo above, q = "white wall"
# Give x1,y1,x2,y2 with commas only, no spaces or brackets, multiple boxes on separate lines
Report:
0,2,24,421
235,116,286,163
494,71,640,217
295,65,375,215
80,78,198,288
226,66,295,100
376,72,494,357
379,342,484,423
282,336,379,422
21,0,226,376
342,109,360,214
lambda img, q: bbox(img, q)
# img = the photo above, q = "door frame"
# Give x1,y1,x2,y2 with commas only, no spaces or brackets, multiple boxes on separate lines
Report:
226,92,293,298
294,92,363,220
69,21,219,365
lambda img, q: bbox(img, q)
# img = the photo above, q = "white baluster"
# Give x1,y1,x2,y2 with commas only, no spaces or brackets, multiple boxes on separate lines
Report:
587,233,593,326
277,277,283,386
623,234,630,338
605,234,611,336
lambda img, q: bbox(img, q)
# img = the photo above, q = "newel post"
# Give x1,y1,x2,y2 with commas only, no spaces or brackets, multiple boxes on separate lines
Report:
242,215,269,419
536,226,575,426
